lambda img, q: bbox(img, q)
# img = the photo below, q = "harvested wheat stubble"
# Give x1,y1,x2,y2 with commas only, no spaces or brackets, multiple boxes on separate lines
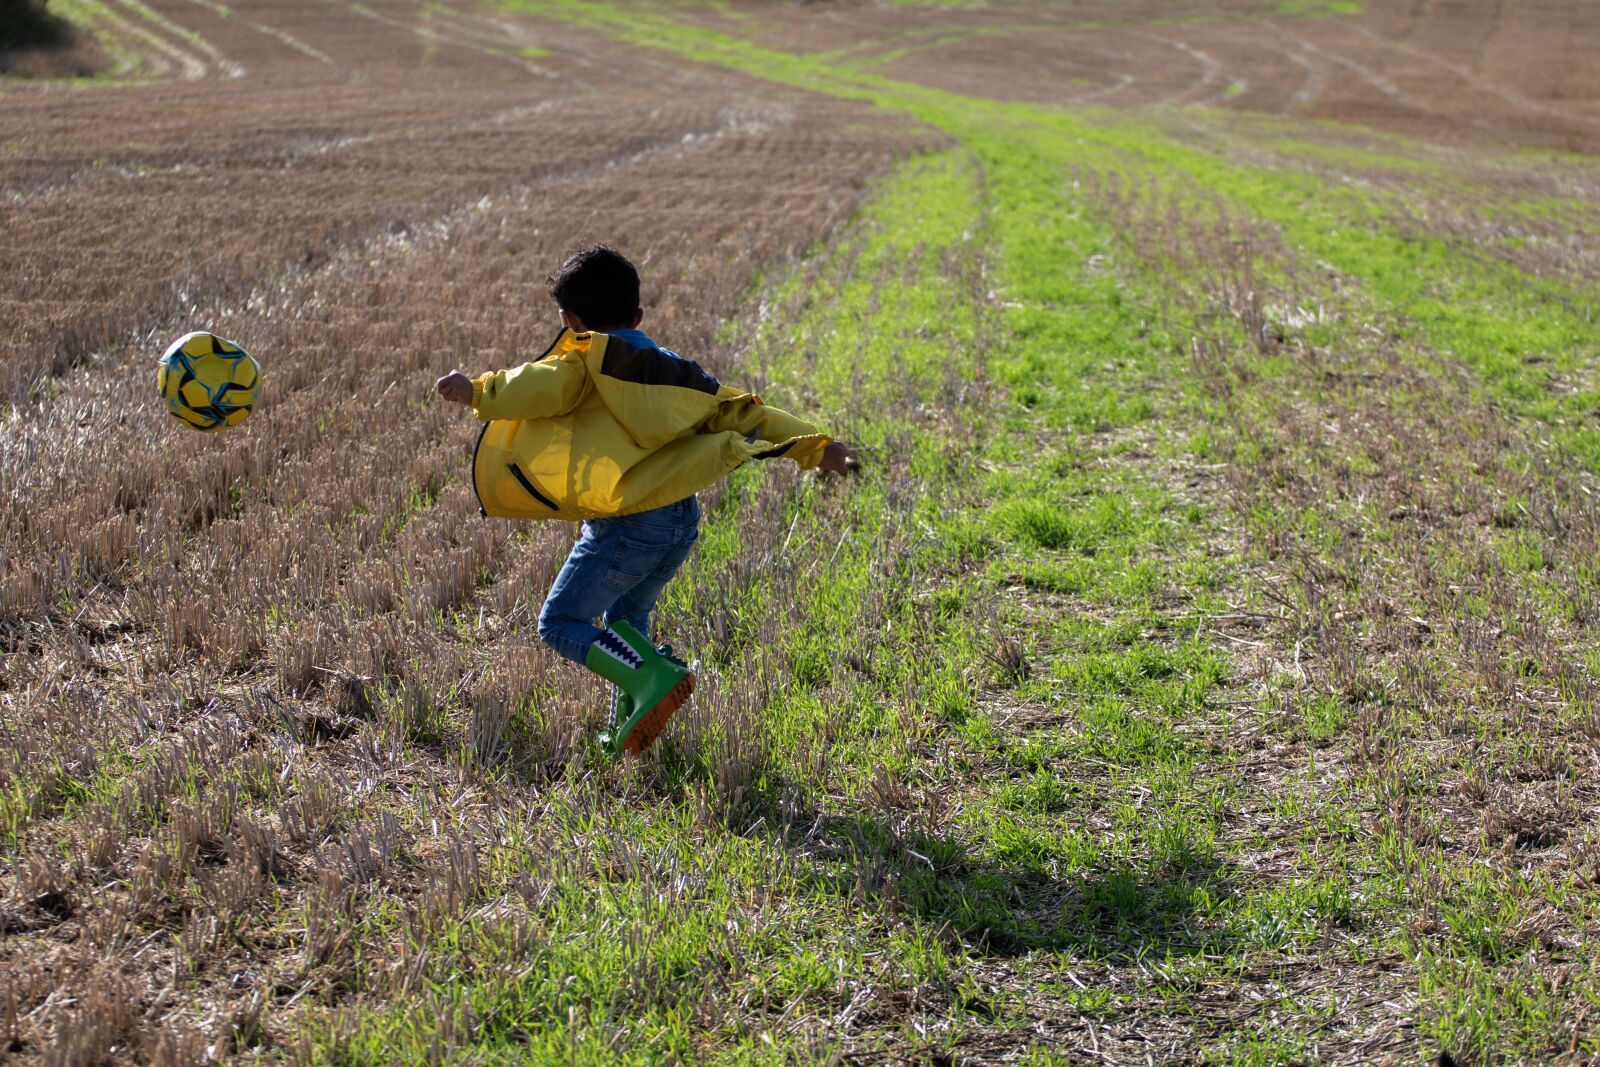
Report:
0,0,815,363
0,0,940,1057
10,0,1600,1060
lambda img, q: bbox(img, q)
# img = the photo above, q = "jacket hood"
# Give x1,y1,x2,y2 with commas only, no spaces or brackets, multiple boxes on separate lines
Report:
583,331,724,451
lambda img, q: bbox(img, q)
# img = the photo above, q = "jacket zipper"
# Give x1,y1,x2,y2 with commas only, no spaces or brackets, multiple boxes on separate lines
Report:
470,422,492,516
507,462,559,511
468,327,573,518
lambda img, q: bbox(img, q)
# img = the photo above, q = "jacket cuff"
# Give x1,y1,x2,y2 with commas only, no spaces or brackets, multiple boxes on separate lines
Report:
470,373,490,415
789,435,832,471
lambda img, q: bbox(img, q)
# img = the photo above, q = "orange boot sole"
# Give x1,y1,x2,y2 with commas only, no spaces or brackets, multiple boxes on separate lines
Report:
621,673,696,755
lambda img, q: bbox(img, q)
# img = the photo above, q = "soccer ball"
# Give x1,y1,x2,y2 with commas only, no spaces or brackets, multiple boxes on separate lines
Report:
157,331,262,432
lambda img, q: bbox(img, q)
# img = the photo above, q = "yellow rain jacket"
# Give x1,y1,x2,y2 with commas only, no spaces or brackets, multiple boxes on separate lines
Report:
469,329,831,521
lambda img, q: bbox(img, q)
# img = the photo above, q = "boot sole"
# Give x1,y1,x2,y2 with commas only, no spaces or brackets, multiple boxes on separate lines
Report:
622,673,696,756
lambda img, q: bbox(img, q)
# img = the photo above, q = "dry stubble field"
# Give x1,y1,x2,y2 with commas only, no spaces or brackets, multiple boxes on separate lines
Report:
4,0,1600,1064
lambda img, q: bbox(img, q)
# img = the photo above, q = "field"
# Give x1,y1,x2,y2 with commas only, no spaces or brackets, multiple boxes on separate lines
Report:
4,0,1600,1062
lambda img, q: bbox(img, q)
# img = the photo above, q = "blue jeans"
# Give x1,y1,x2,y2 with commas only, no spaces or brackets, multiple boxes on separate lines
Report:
537,496,700,664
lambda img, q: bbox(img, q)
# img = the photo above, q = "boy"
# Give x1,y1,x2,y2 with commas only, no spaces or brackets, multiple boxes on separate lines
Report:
436,245,857,756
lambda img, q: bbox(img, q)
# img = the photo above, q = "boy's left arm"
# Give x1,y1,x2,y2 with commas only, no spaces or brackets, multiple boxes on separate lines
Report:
705,390,857,472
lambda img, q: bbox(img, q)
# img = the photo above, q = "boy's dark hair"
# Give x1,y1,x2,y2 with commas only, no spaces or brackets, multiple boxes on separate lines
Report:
546,244,640,330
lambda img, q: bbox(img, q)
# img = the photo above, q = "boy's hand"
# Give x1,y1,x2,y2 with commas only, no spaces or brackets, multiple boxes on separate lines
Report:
819,441,860,475
436,370,473,405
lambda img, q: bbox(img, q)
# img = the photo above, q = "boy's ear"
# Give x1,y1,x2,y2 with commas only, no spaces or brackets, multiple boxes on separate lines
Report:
559,309,585,332
630,307,644,329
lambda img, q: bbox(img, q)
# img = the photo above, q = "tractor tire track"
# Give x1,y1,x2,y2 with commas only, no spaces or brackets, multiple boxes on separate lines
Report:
1347,20,1600,129
1135,32,1231,106
1267,23,1434,120
181,0,340,71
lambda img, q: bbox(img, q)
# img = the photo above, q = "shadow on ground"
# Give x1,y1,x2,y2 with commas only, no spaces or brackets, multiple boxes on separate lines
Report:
646,746,1238,962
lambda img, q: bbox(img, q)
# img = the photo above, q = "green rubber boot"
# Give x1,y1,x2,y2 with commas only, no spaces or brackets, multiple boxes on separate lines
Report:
599,645,693,748
586,620,695,756
599,645,694,752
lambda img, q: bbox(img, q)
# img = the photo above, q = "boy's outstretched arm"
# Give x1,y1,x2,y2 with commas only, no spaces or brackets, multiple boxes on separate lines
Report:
705,391,860,473
435,359,585,421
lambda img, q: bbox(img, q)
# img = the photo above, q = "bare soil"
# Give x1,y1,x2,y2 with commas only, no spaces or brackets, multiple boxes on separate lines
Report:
707,0,1600,155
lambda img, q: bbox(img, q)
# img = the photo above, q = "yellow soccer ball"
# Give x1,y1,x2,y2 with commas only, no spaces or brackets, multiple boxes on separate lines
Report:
157,331,262,432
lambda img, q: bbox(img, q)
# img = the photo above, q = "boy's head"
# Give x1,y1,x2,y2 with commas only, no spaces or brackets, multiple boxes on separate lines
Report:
547,244,642,332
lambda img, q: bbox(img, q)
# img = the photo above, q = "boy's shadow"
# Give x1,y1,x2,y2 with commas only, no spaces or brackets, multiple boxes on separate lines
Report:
652,754,1238,962
793,810,1230,960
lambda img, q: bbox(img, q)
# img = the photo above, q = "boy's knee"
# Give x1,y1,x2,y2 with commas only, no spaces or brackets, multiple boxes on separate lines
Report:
535,606,561,648
538,603,600,665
